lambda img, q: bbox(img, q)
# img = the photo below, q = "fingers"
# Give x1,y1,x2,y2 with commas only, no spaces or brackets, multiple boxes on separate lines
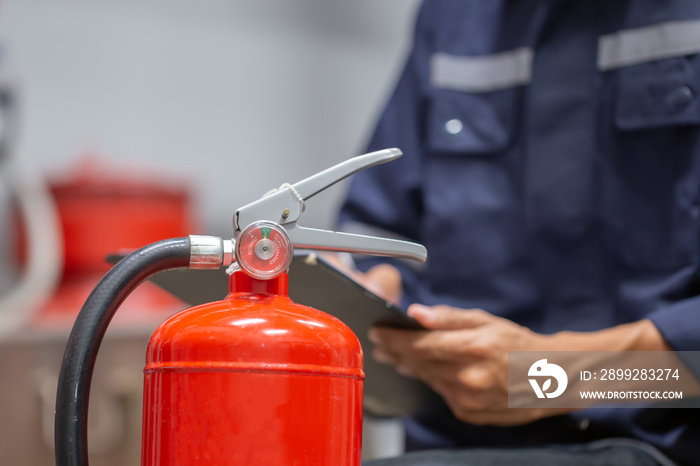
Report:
428,377,567,426
369,306,509,369
368,304,567,427
373,352,554,426
368,306,495,361
363,263,403,305
408,305,493,330
318,255,404,305
369,326,476,362
373,357,512,418
394,358,503,394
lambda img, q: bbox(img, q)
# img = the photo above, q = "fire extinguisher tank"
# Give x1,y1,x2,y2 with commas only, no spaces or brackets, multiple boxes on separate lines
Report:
142,271,364,465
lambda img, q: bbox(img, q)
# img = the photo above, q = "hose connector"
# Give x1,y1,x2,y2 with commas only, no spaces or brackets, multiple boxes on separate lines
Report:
189,235,234,269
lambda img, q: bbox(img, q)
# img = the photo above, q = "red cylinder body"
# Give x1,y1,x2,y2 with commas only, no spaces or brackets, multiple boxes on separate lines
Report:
142,271,364,465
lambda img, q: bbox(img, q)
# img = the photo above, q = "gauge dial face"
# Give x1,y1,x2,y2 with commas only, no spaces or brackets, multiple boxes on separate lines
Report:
235,221,293,280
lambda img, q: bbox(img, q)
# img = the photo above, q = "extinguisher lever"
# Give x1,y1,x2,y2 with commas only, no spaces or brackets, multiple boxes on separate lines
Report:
286,147,401,202
230,147,427,279
286,225,427,263
235,148,401,231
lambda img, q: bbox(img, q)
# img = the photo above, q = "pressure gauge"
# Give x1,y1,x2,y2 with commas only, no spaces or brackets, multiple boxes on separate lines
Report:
235,221,293,280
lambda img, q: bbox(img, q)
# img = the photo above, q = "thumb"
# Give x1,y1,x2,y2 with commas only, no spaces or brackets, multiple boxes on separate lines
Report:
408,305,493,330
363,264,403,306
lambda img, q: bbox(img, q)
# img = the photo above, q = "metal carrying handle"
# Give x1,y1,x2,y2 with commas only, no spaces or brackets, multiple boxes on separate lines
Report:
286,226,426,263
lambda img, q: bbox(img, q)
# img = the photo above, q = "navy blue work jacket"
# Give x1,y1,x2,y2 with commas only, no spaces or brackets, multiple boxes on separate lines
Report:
340,1,700,464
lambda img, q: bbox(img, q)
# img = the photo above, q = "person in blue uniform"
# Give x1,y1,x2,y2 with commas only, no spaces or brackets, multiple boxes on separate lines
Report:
340,1,700,465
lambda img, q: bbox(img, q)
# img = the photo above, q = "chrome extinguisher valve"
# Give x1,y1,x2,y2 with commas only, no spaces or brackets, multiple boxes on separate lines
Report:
188,149,427,280
232,148,428,280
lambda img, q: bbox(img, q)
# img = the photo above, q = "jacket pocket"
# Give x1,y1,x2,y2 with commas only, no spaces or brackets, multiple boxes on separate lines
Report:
426,88,518,155
421,87,522,285
604,54,700,270
615,56,700,129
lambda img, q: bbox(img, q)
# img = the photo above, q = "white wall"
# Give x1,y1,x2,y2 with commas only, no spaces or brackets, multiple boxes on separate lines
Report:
0,0,420,235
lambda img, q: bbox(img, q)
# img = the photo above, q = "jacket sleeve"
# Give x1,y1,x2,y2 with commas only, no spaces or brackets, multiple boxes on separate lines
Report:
647,298,700,378
648,298,700,351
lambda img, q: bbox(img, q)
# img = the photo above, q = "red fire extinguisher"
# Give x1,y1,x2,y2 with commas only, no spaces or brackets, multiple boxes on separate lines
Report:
54,148,427,466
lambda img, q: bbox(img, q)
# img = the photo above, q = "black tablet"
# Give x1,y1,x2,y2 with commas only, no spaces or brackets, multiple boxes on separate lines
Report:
287,254,437,417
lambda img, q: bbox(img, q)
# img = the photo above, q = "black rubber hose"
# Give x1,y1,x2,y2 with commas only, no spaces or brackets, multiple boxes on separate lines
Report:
55,237,191,466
